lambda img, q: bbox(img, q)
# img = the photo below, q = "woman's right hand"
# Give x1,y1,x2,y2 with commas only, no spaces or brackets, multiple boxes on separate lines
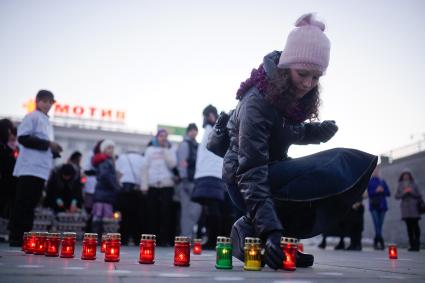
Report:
264,232,284,270
403,187,412,193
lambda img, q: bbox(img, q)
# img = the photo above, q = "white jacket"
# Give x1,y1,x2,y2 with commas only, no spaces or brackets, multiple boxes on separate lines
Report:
13,110,54,180
141,146,177,190
116,152,145,186
194,125,223,179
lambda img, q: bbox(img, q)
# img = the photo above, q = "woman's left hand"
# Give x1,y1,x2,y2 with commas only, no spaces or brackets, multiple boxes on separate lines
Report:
317,120,338,142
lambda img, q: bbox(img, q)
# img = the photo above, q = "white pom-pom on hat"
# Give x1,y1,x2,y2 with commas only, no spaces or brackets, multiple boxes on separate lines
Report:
295,13,326,31
278,13,331,73
100,139,115,153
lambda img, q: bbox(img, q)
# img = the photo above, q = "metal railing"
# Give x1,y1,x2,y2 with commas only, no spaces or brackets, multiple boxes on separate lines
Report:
380,139,425,163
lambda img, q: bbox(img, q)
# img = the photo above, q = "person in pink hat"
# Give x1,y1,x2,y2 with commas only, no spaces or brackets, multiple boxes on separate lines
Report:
209,13,378,269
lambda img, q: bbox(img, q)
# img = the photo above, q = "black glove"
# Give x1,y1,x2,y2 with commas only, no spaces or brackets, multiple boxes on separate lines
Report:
312,120,338,143
207,111,232,158
215,111,230,134
264,231,284,270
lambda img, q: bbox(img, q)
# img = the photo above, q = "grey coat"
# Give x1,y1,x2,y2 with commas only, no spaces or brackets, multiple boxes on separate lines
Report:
395,181,422,219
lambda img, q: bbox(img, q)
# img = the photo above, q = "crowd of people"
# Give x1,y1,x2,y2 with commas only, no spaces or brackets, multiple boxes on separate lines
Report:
317,167,423,252
0,13,424,270
0,92,241,248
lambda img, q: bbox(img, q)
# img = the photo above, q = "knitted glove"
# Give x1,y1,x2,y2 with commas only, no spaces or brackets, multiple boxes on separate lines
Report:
264,232,284,270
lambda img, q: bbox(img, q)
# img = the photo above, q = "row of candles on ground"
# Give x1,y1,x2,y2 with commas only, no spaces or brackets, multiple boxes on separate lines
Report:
21,232,400,271
22,231,300,270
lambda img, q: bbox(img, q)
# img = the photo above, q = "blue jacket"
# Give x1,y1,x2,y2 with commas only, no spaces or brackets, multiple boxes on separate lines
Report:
367,176,390,211
93,157,120,204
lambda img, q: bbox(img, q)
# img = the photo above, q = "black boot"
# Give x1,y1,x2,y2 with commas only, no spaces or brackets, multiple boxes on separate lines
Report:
296,250,314,267
373,236,379,250
378,236,385,250
334,237,345,250
318,237,327,249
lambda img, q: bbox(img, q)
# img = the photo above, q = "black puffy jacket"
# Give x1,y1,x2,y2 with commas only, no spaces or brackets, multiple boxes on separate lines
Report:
222,52,325,239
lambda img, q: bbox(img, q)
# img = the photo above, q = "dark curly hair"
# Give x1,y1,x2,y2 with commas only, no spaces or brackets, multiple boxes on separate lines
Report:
0,118,16,145
265,68,320,122
236,65,320,123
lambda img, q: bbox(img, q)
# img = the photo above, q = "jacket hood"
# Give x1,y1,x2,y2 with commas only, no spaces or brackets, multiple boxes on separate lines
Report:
262,50,282,80
398,168,416,182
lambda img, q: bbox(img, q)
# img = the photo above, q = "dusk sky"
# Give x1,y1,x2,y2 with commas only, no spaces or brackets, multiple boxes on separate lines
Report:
1,0,424,158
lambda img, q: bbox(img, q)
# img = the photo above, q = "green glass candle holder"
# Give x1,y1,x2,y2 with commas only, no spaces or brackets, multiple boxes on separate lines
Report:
215,236,232,269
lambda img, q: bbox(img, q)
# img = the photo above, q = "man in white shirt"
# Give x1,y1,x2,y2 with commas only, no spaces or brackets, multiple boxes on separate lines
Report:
9,90,62,246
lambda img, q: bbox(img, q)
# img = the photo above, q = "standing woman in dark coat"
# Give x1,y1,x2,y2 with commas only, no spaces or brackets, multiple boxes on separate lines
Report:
0,119,18,220
395,170,422,251
217,14,377,269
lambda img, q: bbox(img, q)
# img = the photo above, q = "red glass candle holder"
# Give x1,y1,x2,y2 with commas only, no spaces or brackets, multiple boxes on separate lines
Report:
104,233,121,262
25,231,36,254
281,237,298,271
22,232,28,252
34,232,48,255
388,244,398,259
45,233,61,257
297,242,304,252
60,232,77,258
193,239,202,255
81,233,98,260
100,234,107,253
174,236,191,266
139,234,156,264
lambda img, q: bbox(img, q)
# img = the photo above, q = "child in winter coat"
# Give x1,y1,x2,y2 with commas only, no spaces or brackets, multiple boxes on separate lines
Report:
91,140,121,238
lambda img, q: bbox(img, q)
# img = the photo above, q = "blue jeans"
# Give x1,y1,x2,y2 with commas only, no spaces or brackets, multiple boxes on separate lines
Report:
370,210,386,237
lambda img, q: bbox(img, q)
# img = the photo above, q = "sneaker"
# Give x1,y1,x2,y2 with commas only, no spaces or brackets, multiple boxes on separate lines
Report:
230,216,255,262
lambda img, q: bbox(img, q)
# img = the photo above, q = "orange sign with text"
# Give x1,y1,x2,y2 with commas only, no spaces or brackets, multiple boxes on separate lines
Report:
23,99,126,122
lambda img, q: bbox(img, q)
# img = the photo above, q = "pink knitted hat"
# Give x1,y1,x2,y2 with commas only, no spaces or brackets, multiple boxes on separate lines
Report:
278,13,330,73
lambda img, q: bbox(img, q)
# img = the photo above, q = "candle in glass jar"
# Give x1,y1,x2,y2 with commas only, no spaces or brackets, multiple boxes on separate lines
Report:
100,234,107,253
25,232,36,254
139,234,156,264
60,232,77,258
22,232,28,252
215,236,232,269
281,237,298,271
244,237,262,271
33,232,48,255
81,233,97,260
174,236,191,266
388,244,398,259
45,233,61,257
104,233,121,262
193,239,202,255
